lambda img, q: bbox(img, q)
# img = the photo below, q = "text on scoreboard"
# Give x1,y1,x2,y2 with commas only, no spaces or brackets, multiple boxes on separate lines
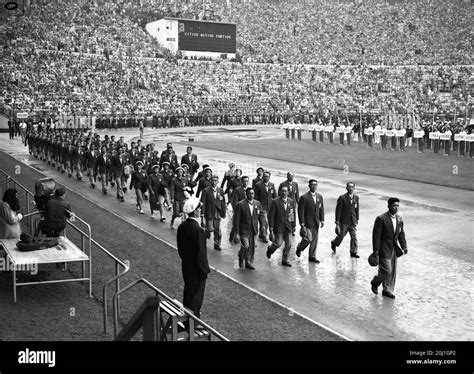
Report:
178,20,236,53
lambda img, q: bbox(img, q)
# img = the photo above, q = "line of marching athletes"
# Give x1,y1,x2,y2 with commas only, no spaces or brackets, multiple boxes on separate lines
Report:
25,128,364,276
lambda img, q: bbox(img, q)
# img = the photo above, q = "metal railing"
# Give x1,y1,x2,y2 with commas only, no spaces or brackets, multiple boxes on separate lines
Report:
0,170,130,334
112,278,229,341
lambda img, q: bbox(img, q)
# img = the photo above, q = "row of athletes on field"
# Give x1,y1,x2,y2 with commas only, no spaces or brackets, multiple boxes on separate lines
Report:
24,129,360,270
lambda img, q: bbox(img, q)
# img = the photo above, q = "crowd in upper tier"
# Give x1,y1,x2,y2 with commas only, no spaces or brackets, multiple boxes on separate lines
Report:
1,0,471,122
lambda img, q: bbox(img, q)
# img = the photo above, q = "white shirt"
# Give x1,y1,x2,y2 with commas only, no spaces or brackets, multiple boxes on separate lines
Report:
247,199,254,215
310,192,317,204
212,188,217,199
389,214,397,233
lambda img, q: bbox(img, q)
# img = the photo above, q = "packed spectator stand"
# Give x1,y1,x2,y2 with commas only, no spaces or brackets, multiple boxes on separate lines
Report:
1,0,472,132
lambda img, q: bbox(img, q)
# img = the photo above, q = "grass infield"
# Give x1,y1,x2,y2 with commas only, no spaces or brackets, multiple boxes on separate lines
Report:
193,135,474,190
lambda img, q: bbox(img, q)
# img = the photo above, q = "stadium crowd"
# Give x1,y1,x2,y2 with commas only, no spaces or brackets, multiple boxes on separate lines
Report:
2,0,471,125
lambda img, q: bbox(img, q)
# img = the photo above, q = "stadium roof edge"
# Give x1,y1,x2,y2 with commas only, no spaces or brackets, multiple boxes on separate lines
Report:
161,16,236,26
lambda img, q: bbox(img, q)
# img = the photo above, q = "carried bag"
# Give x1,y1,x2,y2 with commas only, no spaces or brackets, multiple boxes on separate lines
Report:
16,233,59,252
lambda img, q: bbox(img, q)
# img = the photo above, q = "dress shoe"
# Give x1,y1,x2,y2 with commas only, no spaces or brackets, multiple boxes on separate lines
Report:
238,258,244,268
382,290,395,299
103,190,107,195
214,245,222,251
308,257,320,263
331,241,336,253
160,217,166,222
350,253,360,258
245,262,255,270
266,247,272,259
370,280,378,294
296,248,301,257
281,261,292,267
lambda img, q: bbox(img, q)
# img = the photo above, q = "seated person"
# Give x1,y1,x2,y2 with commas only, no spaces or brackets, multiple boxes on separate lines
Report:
35,187,72,237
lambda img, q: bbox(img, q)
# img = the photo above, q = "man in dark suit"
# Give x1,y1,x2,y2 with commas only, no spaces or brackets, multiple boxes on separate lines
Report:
296,179,325,263
109,146,126,202
170,167,189,229
177,196,210,319
252,167,264,188
254,170,277,243
266,186,297,267
95,146,110,195
331,182,359,258
200,175,226,251
85,144,98,188
196,167,212,198
160,147,179,171
36,188,73,237
370,197,408,299
278,172,299,203
233,187,263,269
229,175,249,242
193,163,210,184
180,146,200,179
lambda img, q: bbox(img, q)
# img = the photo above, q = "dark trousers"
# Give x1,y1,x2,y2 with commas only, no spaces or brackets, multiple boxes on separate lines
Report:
183,277,206,319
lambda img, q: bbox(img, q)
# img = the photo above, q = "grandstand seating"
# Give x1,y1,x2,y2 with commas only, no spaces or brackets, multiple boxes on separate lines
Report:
0,0,471,123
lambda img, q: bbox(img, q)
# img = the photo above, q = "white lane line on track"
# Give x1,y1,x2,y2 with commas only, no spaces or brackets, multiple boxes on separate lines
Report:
21,155,351,341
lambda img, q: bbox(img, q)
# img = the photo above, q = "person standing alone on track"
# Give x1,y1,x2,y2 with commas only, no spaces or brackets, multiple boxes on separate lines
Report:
177,196,210,320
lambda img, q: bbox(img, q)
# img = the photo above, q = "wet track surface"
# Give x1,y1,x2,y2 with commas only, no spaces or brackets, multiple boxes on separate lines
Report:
2,128,473,341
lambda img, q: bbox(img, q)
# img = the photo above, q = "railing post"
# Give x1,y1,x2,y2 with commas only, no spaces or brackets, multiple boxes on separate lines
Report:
82,236,86,286
142,306,156,341
116,262,121,320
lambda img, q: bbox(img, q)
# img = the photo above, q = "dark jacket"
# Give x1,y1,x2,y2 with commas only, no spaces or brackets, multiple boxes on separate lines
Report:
95,153,110,174
177,218,210,280
200,186,226,220
268,197,296,234
278,180,300,203
372,212,407,259
297,191,325,229
335,193,359,225
231,185,247,210
180,154,199,176
130,170,148,191
44,198,71,227
233,199,263,236
196,177,212,198
254,181,277,211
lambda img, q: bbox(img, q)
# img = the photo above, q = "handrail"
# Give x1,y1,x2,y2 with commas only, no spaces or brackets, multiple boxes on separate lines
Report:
114,296,160,341
98,237,130,334
0,169,131,335
113,278,229,341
